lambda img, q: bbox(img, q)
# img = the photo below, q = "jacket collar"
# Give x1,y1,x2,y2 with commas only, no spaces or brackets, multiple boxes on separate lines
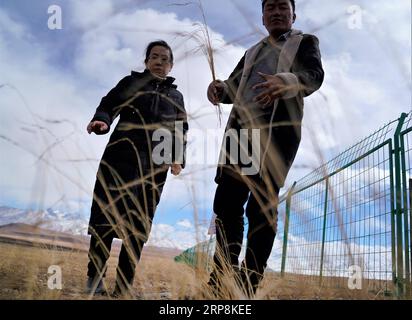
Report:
131,69,177,88
262,29,303,45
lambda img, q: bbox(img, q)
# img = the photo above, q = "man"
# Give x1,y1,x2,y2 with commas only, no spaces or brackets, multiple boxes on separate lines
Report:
207,0,324,297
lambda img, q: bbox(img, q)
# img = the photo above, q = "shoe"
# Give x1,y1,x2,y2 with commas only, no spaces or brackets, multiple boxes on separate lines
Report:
111,285,122,299
206,272,223,299
239,267,261,298
86,277,107,295
111,283,132,299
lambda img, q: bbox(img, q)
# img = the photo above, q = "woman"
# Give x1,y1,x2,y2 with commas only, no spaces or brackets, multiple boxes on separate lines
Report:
86,40,188,297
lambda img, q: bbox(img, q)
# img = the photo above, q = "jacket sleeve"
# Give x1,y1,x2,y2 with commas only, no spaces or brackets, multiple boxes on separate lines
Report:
172,91,189,168
90,76,132,134
276,35,324,99
219,54,246,104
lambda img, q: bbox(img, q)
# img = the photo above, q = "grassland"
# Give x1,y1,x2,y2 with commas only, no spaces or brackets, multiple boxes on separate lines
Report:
0,227,394,300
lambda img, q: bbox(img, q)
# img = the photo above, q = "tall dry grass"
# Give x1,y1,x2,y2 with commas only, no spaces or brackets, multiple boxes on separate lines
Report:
0,240,393,300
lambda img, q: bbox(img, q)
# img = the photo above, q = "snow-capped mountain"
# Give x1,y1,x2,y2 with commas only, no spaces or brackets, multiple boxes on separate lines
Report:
0,206,88,235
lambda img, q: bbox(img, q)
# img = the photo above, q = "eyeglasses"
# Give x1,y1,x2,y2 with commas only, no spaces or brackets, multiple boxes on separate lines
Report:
148,54,171,64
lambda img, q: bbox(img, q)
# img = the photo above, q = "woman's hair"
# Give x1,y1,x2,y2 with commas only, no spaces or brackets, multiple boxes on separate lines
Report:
144,40,174,64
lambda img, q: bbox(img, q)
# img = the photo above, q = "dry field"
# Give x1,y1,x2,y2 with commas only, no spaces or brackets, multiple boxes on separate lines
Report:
0,223,395,300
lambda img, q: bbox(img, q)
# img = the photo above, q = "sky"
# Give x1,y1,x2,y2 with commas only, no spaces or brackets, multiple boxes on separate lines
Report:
0,0,411,261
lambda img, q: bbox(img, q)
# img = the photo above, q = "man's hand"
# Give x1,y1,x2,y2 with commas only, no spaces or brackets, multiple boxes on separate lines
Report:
87,121,109,134
170,163,182,176
207,80,225,105
253,72,287,106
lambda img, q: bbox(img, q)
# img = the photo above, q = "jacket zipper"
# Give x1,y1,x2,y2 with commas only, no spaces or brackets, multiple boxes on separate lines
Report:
152,83,160,117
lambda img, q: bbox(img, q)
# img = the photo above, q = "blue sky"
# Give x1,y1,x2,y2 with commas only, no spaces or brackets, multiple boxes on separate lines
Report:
0,0,411,254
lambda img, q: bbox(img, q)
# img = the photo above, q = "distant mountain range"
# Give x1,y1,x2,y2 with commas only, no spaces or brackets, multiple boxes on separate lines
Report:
0,221,182,259
0,205,88,235
0,222,89,251
0,206,184,258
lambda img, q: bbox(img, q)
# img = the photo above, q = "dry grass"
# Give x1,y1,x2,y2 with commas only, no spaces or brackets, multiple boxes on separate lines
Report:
0,240,395,300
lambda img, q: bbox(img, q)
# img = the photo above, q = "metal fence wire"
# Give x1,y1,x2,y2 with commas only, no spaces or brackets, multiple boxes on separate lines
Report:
277,111,412,298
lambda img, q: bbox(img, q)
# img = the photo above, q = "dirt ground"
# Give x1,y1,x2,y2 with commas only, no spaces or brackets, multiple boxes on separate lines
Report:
0,239,399,300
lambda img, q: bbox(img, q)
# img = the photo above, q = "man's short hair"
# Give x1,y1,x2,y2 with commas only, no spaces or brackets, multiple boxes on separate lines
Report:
261,0,296,12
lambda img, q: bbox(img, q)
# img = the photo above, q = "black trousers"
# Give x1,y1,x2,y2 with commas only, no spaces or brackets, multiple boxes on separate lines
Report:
87,149,168,292
87,231,146,291
211,173,279,293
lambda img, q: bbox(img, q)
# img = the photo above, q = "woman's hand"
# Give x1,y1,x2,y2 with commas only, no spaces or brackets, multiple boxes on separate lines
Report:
87,121,109,134
170,163,182,176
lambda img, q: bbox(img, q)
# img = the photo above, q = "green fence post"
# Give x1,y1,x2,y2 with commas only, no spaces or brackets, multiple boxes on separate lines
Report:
389,139,397,294
319,178,329,285
281,182,297,278
393,112,407,297
400,130,411,297
409,179,412,297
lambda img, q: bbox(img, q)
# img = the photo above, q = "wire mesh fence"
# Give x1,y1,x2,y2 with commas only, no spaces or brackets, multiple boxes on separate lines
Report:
278,111,412,298
175,112,411,298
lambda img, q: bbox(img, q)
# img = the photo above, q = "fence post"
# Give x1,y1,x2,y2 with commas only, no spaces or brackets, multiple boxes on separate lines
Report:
389,139,397,293
409,179,412,297
319,177,329,285
393,112,407,297
281,182,296,278
400,129,411,297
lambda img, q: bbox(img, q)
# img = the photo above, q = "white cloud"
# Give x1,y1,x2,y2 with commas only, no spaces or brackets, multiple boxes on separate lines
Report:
177,219,193,229
274,231,393,280
148,223,210,250
0,9,26,39
70,0,114,30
